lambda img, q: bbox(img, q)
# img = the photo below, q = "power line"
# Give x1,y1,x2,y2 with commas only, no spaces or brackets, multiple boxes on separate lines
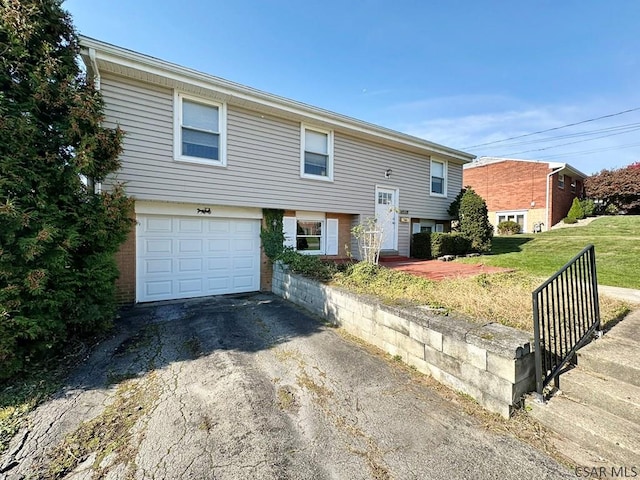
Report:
527,141,640,161
462,106,640,149
495,126,640,157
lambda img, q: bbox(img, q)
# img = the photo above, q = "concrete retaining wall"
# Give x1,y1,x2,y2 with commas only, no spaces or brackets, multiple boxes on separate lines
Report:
272,262,536,418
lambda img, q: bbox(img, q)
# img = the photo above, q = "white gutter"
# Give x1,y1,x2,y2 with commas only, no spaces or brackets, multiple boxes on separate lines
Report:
545,166,564,230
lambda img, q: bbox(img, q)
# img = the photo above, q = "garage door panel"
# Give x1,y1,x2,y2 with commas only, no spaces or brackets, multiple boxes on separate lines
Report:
145,280,173,297
177,258,203,273
233,221,257,234
144,259,173,274
145,239,173,254
178,218,203,233
207,220,231,234
233,275,256,289
234,238,256,252
137,214,260,302
177,278,203,295
146,217,173,232
233,256,255,269
208,238,230,252
178,239,203,253
207,257,232,271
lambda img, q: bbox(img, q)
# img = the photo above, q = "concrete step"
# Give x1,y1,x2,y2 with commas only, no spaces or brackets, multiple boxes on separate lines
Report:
577,337,640,387
527,394,640,466
560,368,640,424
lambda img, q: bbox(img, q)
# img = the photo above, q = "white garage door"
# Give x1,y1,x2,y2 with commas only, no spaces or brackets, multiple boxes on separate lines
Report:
137,215,261,302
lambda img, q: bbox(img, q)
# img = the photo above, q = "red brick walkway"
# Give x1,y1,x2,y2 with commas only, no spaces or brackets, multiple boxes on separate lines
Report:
382,258,512,281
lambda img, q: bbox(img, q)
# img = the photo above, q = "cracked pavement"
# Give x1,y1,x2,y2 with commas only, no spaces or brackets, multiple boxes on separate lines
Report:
1,294,573,479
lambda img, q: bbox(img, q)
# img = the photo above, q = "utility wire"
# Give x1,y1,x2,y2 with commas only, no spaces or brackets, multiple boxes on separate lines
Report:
462,106,640,149
495,126,640,157
536,141,640,161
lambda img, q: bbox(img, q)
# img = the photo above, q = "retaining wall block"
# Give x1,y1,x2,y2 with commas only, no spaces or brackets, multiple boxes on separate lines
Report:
409,322,443,352
442,336,488,371
376,309,410,336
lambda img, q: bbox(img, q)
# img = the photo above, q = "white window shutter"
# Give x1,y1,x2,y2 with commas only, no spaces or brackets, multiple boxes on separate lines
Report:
326,218,339,255
283,217,296,249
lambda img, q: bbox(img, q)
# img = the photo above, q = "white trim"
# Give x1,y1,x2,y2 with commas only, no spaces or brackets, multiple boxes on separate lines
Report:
135,200,262,219
80,37,475,163
174,92,227,166
430,158,448,197
300,124,334,181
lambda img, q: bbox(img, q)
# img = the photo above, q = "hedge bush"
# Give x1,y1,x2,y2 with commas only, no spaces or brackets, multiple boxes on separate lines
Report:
497,220,521,235
580,199,596,217
412,232,431,259
431,233,472,258
459,188,493,252
563,216,578,224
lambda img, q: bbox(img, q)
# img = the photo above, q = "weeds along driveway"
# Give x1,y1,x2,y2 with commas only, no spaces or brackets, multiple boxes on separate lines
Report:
1,294,572,480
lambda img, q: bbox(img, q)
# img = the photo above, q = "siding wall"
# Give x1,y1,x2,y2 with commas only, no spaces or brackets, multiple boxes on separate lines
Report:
101,74,463,225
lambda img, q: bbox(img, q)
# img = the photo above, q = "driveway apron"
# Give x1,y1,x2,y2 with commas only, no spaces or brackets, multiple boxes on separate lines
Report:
1,294,572,480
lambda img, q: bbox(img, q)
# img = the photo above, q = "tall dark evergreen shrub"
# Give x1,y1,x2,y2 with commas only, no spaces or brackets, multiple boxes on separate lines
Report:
0,0,133,377
459,188,493,253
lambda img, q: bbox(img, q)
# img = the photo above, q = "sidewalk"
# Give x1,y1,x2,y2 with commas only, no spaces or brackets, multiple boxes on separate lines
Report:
598,285,640,304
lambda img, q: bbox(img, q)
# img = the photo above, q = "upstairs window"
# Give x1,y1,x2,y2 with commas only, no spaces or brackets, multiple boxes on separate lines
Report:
175,93,226,166
301,125,333,180
558,173,565,189
430,159,447,196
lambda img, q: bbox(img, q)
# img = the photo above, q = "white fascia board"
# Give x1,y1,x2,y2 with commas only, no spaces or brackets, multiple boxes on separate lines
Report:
79,36,474,163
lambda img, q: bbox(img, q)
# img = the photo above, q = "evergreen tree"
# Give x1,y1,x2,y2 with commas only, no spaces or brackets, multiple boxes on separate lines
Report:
459,188,493,253
0,0,133,377
567,197,585,220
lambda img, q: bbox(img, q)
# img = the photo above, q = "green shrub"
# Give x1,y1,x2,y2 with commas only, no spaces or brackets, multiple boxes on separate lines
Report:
412,232,431,259
497,220,521,235
431,233,472,258
567,197,585,220
580,199,596,217
605,203,619,215
563,216,578,224
277,249,338,281
459,188,493,252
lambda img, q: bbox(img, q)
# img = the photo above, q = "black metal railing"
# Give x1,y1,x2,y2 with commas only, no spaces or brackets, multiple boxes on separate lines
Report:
532,245,601,399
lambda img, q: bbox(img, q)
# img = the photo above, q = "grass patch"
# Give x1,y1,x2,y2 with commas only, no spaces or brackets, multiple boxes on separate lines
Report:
332,263,630,332
458,216,640,289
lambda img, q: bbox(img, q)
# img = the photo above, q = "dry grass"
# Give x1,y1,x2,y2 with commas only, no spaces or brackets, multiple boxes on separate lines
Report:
333,265,631,332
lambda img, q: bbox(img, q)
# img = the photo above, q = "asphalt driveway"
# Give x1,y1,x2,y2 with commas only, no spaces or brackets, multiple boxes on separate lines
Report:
1,294,572,479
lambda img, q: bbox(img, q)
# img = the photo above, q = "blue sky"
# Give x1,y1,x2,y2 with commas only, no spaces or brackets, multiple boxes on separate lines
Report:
64,0,640,175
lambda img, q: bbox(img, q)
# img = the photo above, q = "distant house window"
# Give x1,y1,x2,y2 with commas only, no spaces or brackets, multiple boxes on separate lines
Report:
497,211,527,232
558,173,565,189
301,125,333,180
174,93,226,166
430,159,447,196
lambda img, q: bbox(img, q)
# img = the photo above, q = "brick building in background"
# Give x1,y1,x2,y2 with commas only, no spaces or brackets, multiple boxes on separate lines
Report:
463,157,587,233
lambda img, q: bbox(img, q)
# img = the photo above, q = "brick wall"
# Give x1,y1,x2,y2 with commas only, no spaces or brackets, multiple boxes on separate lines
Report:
463,160,549,212
549,173,583,226
114,224,136,305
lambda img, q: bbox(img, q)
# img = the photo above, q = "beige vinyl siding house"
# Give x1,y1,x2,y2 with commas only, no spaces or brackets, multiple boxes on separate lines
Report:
81,37,474,304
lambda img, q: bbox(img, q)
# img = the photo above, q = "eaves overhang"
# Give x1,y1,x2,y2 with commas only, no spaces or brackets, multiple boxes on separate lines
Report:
79,36,475,164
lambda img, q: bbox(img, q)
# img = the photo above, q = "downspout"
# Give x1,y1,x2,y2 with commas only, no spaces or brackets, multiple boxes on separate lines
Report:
88,47,101,91
545,167,563,230
87,48,102,194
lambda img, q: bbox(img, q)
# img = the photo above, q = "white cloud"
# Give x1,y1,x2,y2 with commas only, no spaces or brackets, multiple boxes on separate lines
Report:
389,98,640,175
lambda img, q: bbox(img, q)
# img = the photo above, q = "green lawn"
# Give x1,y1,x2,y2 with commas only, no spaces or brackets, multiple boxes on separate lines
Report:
458,216,640,289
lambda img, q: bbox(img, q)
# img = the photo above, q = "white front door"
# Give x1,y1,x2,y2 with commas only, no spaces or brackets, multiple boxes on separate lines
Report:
375,186,398,251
